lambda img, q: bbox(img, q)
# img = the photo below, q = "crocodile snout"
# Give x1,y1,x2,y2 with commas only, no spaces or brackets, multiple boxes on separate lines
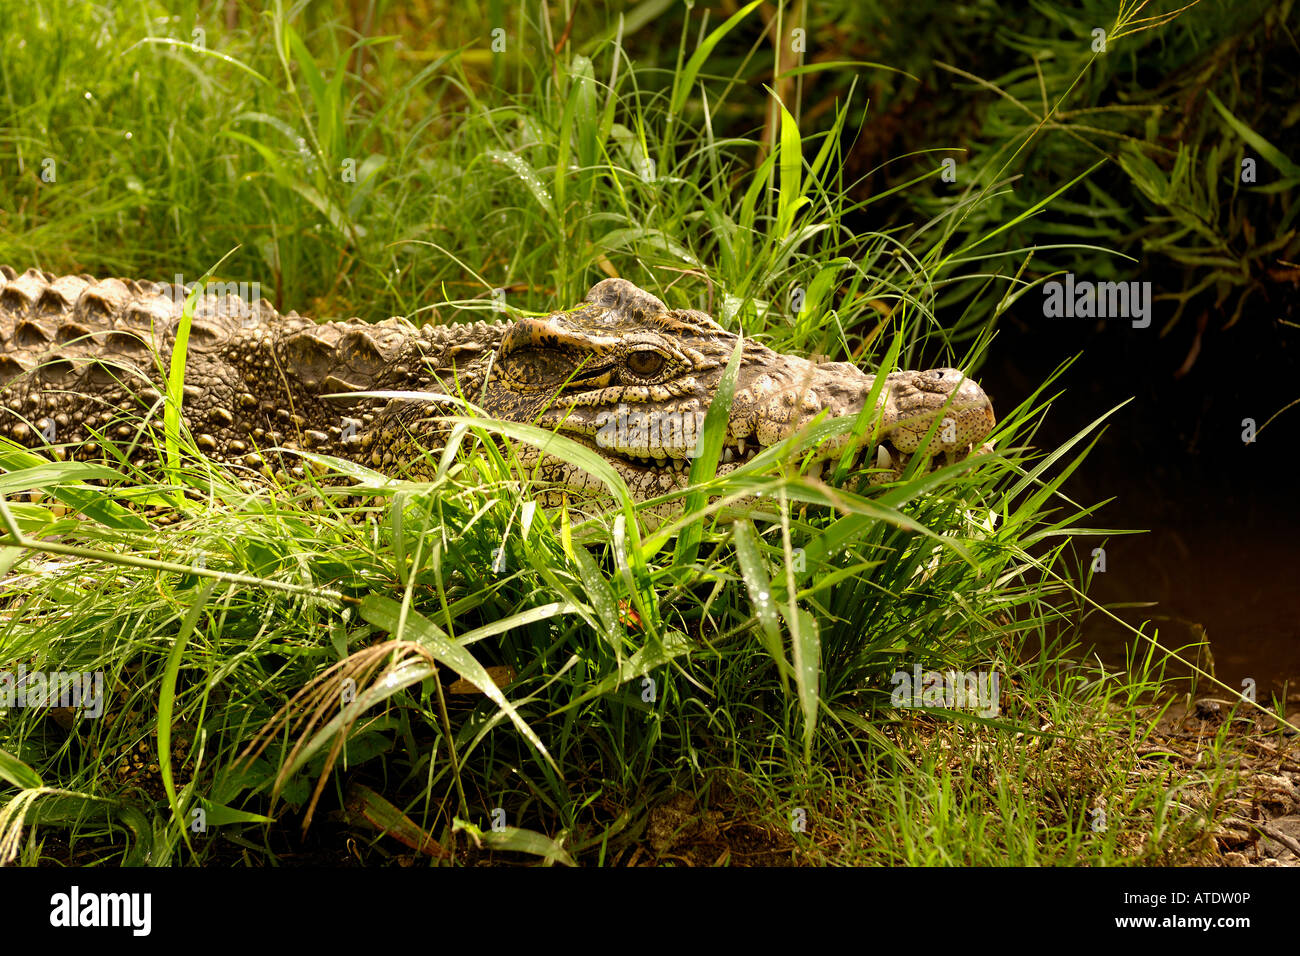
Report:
883,368,995,454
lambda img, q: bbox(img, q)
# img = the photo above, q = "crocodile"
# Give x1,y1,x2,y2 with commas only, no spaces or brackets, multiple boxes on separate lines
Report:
0,266,995,504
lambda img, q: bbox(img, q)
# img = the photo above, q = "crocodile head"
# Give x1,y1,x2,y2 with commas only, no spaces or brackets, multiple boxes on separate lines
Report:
362,279,995,502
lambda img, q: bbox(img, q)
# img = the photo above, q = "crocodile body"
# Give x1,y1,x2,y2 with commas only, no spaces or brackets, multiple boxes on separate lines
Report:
0,266,995,503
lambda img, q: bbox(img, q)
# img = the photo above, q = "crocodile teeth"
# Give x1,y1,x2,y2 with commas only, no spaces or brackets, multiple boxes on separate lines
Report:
722,447,735,463
736,438,746,456
876,445,893,470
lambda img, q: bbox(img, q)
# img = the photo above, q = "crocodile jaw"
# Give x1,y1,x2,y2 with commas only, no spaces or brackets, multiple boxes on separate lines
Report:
522,363,994,500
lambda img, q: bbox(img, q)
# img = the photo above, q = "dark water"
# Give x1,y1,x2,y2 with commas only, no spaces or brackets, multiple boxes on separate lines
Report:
1078,503,1300,698
982,286,1300,698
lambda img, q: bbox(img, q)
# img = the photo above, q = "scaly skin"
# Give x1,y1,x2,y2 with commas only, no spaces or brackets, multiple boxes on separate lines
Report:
0,266,995,503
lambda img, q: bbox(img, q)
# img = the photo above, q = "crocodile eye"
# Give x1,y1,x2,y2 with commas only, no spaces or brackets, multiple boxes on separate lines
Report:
626,349,667,378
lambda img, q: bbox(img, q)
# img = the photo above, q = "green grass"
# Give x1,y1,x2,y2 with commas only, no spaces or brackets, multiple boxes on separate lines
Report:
0,0,1282,866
